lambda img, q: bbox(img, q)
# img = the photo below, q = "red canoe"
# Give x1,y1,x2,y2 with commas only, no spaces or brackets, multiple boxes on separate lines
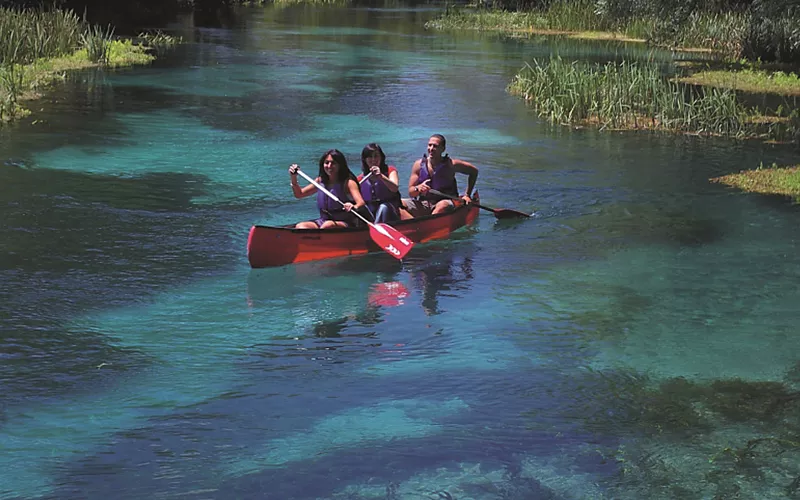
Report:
247,197,480,268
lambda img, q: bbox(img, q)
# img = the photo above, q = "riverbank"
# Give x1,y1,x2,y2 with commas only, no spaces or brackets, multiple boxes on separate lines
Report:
1,7,179,124
1,41,156,122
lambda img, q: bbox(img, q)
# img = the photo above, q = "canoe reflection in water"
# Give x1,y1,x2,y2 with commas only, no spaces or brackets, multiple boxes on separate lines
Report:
367,280,410,308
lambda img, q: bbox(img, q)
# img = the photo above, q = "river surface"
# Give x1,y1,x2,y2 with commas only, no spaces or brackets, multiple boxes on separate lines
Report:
2,3,800,499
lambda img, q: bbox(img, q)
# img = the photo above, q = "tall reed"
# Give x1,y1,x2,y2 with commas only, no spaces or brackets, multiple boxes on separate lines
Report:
81,24,115,65
508,57,756,138
0,63,26,121
0,7,83,65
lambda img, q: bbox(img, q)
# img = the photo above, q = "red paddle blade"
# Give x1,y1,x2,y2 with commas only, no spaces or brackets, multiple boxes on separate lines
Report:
369,223,414,260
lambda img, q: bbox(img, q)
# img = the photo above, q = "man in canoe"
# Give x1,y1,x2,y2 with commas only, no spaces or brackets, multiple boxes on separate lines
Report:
402,134,479,218
289,149,366,229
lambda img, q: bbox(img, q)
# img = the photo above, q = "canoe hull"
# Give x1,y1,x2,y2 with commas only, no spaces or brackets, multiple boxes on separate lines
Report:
247,200,479,268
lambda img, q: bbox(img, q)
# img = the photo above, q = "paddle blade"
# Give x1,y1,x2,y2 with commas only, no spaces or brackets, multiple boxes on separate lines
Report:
493,208,532,219
369,223,414,260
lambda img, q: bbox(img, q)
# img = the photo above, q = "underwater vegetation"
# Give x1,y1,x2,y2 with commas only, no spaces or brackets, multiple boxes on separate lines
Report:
579,370,800,437
567,284,654,341
333,462,564,500
576,367,800,498
573,203,724,249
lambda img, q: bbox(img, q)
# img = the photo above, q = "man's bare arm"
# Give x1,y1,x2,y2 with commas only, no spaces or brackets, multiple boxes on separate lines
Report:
453,158,478,197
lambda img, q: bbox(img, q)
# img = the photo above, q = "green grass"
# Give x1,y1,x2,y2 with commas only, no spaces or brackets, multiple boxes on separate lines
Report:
507,56,800,143
681,68,800,96
1,39,156,123
273,0,350,5
0,7,83,65
711,163,800,201
426,6,748,58
425,2,607,33
508,57,751,136
0,7,185,123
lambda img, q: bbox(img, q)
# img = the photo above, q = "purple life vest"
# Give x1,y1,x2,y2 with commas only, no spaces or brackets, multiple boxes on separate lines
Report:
316,181,354,222
360,166,401,213
416,155,457,202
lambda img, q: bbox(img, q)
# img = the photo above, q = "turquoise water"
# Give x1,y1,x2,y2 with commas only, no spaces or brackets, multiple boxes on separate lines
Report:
2,3,800,499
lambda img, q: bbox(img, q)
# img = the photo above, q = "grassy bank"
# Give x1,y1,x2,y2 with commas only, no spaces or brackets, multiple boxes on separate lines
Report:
711,164,800,202
273,0,350,5
678,66,800,96
425,5,748,58
1,7,179,123
507,57,799,143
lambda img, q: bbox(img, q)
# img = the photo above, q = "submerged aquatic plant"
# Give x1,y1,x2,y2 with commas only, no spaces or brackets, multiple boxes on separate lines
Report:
591,370,800,498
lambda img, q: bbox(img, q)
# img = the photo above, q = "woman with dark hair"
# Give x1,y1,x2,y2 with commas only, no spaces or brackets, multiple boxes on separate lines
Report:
288,149,366,229
356,143,403,223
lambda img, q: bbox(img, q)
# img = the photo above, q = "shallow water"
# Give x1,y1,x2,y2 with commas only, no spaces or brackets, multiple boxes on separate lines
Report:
2,4,800,499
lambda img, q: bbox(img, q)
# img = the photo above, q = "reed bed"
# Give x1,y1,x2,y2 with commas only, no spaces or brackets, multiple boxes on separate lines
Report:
650,11,749,58
0,7,83,66
0,7,178,123
428,4,750,59
507,57,758,138
273,0,350,6
426,1,627,35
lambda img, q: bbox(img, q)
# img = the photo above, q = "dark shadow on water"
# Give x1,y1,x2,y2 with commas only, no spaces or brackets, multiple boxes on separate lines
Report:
54,358,800,498
51,364,627,499
746,189,800,213
567,202,726,250
0,162,247,405
0,164,216,273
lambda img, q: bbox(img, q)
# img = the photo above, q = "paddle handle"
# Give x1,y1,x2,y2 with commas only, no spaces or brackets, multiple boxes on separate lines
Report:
295,168,373,227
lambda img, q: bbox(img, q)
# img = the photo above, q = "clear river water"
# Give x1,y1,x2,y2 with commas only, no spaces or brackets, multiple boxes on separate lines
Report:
2,3,800,499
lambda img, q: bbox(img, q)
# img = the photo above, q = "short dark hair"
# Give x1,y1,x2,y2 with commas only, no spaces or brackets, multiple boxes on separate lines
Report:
430,134,446,149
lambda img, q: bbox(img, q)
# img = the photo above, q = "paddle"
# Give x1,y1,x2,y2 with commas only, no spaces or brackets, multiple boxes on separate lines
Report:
295,168,415,260
428,188,531,219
